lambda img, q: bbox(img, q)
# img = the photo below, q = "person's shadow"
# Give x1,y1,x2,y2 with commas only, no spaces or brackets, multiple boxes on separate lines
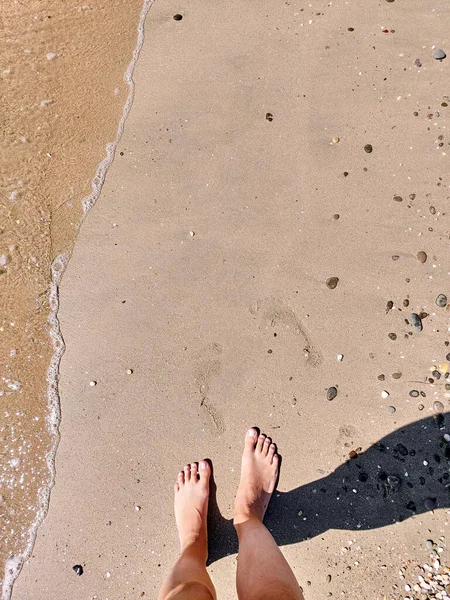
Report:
207,413,450,564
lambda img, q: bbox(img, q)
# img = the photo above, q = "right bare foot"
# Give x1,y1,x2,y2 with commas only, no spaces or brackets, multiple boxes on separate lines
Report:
234,428,279,525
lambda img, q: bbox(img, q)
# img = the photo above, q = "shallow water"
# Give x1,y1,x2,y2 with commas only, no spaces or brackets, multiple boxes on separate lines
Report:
0,1,151,596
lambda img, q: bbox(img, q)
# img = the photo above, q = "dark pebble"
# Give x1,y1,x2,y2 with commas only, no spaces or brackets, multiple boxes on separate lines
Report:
417,250,427,263
73,565,84,576
414,58,422,67
327,386,338,401
409,390,419,398
364,144,373,153
386,300,394,311
378,374,385,381
424,498,437,510
432,370,441,380
173,13,183,20
409,313,423,332
403,299,409,307
447,353,450,361
392,255,399,261
436,294,448,307
392,372,402,379
393,195,402,202
430,206,436,214
388,333,397,340
266,112,274,122
326,277,339,289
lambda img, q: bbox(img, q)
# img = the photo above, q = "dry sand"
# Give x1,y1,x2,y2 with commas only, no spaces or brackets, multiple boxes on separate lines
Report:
7,0,450,598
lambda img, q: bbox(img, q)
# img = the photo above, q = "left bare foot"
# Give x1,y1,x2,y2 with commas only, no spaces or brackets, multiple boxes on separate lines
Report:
174,460,211,558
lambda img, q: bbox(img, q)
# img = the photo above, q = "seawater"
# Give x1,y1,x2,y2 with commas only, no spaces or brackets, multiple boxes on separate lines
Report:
1,1,153,597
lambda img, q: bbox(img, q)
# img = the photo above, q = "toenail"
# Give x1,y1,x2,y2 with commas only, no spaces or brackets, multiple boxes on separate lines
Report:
200,461,207,470
247,428,256,437
191,463,196,469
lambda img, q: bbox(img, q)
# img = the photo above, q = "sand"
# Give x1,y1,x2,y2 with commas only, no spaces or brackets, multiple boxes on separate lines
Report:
6,0,450,598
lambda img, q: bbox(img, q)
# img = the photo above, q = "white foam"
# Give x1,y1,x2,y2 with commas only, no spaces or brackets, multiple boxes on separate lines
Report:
1,1,154,597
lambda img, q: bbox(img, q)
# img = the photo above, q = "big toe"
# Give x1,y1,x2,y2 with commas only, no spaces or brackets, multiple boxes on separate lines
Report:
244,428,258,453
199,460,211,486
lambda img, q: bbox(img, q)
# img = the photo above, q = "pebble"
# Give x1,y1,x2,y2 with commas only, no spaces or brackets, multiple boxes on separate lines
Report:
387,475,401,491
126,368,133,375
378,374,385,381
433,49,447,60
326,277,339,289
73,565,84,576
418,403,424,410
425,498,437,510
332,136,340,143
414,58,422,67
386,300,394,311
326,574,332,583
393,195,403,202
364,144,373,153
434,401,444,414
387,405,396,413
403,299,409,307
382,390,390,398
409,390,420,398
409,313,423,332
417,250,428,263
436,294,448,308
392,372,402,379
332,213,340,220
447,353,450,361
388,332,397,340
426,540,434,550
327,386,338,401
89,380,97,387
337,354,344,361
265,112,273,121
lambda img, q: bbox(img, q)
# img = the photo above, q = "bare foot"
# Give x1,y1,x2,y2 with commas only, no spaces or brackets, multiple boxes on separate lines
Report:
174,460,210,558
234,428,279,525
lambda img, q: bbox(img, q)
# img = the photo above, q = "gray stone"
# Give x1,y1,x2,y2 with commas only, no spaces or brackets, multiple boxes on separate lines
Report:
433,49,446,60
409,313,423,332
436,294,448,308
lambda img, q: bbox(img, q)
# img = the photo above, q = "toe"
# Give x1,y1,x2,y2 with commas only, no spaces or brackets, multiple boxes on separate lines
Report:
174,482,180,492
268,443,276,460
272,452,279,467
256,434,266,452
184,464,191,481
199,460,211,485
190,462,198,480
177,471,184,486
244,428,258,453
263,437,271,456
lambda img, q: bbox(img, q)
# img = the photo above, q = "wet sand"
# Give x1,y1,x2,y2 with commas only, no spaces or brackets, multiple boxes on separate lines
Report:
1,0,147,595
7,0,450,598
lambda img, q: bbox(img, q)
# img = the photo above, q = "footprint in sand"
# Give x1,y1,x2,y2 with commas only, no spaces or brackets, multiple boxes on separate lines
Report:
250,298,322,368
194,342,225,434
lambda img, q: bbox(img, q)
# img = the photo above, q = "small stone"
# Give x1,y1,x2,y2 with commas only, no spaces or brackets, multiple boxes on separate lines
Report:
409,390,419,398
337,354,344,361
432,370,441,380
392,372,402,379
436,294,448,308
332,213,340,220
326,574,332,583
126,368,133,375
332,136,340,144
73,565,84,576
89,380,97,387
425,498,437,510
387,405,396,413
414,58,422,67
418,403,424,411
409,313,423,332
386,300,394,311
429,206,436,214
388,333,397,340
426,540,434,550
378,374,385,381
387,475,401,491
327,386,338,401
392,255,399,261
433,401,444,414
135,505,141,511
417,250,427,263
364,144,373,153
403,299,409,307
393,195,403,202
433,49,446,60
447,353,450,361
326,277,339,289
381,390,390,399
266,112,274,122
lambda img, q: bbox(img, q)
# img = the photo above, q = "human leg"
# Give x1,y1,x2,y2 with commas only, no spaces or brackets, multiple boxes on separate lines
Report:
158,461,216,600
234,429,304,600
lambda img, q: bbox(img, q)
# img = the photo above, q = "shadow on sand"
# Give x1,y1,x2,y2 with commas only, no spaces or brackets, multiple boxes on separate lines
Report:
207,413,450,564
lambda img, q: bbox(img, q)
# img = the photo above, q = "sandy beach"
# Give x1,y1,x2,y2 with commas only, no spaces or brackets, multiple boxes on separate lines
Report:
4,0,450,598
